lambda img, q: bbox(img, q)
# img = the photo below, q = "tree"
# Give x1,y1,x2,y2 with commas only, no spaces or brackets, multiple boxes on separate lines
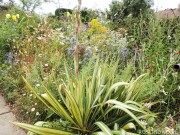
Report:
107,0,154,29
80,8,99,23
20,0,50,12
0,0,15,6
107,0,124,23
123,0,154,17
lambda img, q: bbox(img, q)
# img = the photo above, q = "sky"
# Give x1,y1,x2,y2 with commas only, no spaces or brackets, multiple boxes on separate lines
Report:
36,0,180,14
3,0,180,14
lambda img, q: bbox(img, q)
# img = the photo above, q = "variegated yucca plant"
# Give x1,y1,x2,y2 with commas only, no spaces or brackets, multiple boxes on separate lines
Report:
13,60,156,135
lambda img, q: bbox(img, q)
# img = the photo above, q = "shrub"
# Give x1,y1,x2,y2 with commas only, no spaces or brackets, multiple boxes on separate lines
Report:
14,60,156,134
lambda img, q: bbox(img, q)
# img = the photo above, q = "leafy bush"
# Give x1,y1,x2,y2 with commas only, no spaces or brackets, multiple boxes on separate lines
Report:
80,8,99,23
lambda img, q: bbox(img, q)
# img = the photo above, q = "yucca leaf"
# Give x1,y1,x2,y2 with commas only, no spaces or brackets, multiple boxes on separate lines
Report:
64,63,70,82
42,87,77,127
114,123,119,130
23,77,76,127
106,105,145,129
27,121,50,135
122,122,136,130
61,85,83,128
22,77,58,114
91,60,99,94
126,73,148,101
92,85,106,107
93,132,105,135
119,129,126,135
94,130,140,135
12,122,74,135
103,82,129,101
58,84,67,107
106,100,146,114
95,121,113,135
116,129,140,135
27,131,35,135
125,101,143,108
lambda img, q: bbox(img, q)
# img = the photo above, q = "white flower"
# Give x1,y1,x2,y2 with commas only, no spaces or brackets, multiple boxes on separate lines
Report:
37,36,43,40
60,42,64,45
41,93,48,99
22,93,26,96
140,120,148,127
29,94,33,97
55,28,62,31
143,102,152,109
31,108,35,112
36,112,40,116
165,127,174,134
44,64,48,67
94,46,98,51
178,86,180,90
160,89,168,96
36,84,40,87
163,76,167,80
38,54,43,57
168,35,172,40
26,112,29,114
161,100,167,104
35,103,37,105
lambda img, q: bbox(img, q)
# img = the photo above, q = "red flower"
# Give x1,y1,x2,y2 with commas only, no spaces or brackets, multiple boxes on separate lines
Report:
134,45,138,49
151,70,154,75
137,49,141,53
76,26,79,33
145,65,150,69
146,57,151,61
169,51,173,54
76,67,79,74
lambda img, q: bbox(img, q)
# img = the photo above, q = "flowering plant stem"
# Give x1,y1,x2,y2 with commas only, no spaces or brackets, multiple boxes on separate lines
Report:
74,0,82,78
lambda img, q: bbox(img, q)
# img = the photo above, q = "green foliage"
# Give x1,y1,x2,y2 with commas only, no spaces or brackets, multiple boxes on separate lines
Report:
0,7,42,65
0,8,22,64
81,8,99,23
14,60,156,134
55,7,99,23
107,0,125,29
126,13,180,118
0,1,179,134
55,8,72,19
107,0,153,29
123,0,153,17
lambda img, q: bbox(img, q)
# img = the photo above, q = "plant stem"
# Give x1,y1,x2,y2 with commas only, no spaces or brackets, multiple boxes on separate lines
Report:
74,0,81,78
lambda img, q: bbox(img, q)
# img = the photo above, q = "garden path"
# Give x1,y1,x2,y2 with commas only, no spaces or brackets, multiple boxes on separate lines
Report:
0,93,26,135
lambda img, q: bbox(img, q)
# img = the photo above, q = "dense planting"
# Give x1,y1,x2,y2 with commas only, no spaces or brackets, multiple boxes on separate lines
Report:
0,1,179,135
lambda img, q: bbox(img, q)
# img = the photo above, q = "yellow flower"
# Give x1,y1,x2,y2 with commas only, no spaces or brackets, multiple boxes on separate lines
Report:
6,14,11,19
165,127,174,134
88,19,107,34
12,15,17,21
67,12,71,17
16,14,20,18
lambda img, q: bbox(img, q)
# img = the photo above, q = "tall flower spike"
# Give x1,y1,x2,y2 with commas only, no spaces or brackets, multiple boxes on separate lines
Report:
74,0,82,78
